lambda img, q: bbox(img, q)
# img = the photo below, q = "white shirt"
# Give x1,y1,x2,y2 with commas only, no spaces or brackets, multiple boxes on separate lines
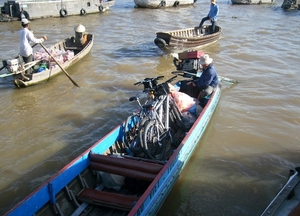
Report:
19,28,44,57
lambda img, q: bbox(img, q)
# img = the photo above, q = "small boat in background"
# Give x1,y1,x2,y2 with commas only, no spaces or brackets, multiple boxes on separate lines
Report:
281,0,300,10
260,167,300,216
0,25,93,88
154,25,222,53
0,0,115,22
134,0,196,8
231,0,274,4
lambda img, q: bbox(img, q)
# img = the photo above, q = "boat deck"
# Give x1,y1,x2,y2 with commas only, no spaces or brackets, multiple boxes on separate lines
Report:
33,129,185,216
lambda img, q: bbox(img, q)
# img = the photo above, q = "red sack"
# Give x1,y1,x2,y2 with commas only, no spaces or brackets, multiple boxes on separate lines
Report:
171,91,198,112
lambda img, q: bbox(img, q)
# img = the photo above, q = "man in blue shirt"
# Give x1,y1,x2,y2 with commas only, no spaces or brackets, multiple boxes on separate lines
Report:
199,0,219,33
187,54,219,101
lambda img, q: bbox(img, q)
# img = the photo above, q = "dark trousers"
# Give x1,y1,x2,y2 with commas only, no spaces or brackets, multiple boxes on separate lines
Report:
199,16,216,33
22,54,33,74
186,84,214,100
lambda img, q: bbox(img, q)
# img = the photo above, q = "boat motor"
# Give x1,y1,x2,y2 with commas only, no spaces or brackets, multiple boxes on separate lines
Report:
74,24,87,46
173,50,204,78
4,59,20,73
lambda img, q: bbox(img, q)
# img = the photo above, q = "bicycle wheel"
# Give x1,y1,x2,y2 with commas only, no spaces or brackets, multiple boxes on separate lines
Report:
123,114,143,154
140,120,166,160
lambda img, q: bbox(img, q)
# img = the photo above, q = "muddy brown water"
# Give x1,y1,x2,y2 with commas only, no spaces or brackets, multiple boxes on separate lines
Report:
0,0,299,215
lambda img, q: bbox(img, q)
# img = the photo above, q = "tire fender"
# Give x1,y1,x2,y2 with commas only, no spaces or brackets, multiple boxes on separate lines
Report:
60,9,68,17
80,8,86,15
98,5,104,11
174,1,180,6
20,11,30,20
159,0,166,6
154,38,167,49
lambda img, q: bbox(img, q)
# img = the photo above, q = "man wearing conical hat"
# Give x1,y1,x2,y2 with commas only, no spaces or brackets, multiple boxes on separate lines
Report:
198,0,219,34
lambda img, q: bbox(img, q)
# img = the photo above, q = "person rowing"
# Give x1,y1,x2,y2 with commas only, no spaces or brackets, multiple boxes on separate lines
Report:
19,18,47,76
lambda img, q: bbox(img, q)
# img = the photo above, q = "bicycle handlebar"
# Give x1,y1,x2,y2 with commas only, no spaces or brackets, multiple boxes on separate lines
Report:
133,76,164,86
164,75,177,84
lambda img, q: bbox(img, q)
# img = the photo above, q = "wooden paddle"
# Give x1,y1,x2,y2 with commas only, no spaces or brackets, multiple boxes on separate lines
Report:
39,43,80,88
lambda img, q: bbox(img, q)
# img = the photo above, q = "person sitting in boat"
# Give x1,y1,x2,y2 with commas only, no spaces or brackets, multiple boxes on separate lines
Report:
186,54,219,101
198,0,219,34
19,18,47,75
74,24,88,46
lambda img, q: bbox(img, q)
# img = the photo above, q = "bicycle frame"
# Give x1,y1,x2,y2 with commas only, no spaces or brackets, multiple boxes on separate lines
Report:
127,75,180,160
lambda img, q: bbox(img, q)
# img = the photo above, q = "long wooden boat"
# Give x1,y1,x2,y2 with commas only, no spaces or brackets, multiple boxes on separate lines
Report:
134,0,196,8
0,33,93,88
4,68,222,215
154,25,222,53
261,167,300,216
0,0,115,22
231,0,274,4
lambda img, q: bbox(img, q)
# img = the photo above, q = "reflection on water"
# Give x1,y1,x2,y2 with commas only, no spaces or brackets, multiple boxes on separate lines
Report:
0,0,300,215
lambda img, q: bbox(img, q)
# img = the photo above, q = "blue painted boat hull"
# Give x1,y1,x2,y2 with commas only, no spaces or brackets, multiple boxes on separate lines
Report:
5,84,221,216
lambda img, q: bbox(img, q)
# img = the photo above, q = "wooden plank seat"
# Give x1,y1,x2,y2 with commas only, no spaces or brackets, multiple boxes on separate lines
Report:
90,162,156,182
77,188,138,211
90,153,163,174
64,46,83,51
75,153,164,212
89,153,164,182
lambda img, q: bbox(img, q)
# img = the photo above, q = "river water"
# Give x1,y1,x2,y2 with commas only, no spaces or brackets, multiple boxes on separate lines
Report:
0,0,299,215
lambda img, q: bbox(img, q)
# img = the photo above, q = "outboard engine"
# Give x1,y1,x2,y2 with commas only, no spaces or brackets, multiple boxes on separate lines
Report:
74,24,87,46
173,50,204,77
4,59,20,73
181,59,199,73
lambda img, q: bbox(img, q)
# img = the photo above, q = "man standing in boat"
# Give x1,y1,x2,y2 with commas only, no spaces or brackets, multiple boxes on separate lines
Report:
186,54,219,101
19,18,47,75
198,0,219,34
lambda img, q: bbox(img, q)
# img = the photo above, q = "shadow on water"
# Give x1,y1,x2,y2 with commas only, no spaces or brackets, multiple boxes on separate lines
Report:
0,82,16,89
114,42,162,57
0,98,129,215
158,148,300,216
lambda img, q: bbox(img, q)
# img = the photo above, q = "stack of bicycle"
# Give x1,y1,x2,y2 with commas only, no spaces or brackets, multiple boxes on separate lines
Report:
123,75,201,161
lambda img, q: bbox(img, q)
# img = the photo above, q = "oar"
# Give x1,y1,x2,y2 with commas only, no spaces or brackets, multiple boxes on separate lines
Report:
218,76,239,84
39,43,80,88
172,70,239,84
0,43,39,72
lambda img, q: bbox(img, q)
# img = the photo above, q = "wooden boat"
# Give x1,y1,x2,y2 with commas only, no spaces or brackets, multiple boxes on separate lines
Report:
154,25,222,53
0,0,115,22
281,0,300,9
260,167,300,216
0,32,93,88
134,0,196,8
4,52,226,215
231,0,274,4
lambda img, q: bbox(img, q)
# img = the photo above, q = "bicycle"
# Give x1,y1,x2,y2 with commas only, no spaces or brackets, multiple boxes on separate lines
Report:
123,76,164,155
138,75,186,161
